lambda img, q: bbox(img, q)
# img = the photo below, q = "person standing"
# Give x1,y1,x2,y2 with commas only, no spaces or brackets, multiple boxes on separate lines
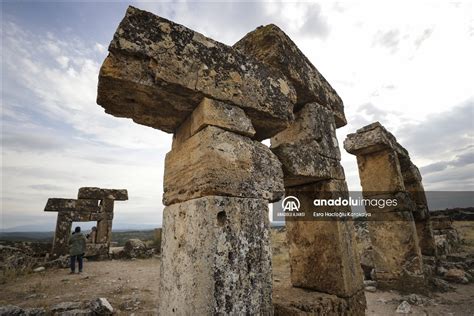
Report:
69,226,87,274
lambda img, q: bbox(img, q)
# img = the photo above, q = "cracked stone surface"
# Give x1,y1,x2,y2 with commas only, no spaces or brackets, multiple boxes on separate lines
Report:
160,196,272,315
234,24,346,128
97,6,297,140
163,126,284,205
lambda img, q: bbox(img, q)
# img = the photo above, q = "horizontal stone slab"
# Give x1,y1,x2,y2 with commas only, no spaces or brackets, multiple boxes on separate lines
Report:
163,126,284,205
160,196,272,315
172,97,255,149
344,122,409,157
77,187,128,201
234,24,346,128
44,198,77,212
98,6,296,140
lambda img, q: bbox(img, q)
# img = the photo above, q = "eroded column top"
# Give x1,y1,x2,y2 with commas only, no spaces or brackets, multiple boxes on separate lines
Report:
344,122,409,157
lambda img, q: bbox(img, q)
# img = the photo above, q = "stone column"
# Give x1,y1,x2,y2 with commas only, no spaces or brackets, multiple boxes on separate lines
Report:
269,103,366,314
96,199,114,246
52,212,72,257
400,159,437,256
235,24,365,314
344,123,426,292
160,98,284,315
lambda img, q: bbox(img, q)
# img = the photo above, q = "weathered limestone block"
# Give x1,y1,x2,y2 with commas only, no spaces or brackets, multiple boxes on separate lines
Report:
78,187,128,201
98,6,297,140
96,219,112,244
234,24,347,128
173,97,255,149
271,103,340,159
355,149,405,195
368,211,425,292
163,126,284,205
415,219,437,256
285,180,364,298
273,287,366,316
344,122,409,157
271,102,343,186
160,196,272,315
44,198,76,212
51,213,72,257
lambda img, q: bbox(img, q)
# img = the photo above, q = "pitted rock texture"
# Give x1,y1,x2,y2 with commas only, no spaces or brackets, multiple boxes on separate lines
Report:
234,24,347,128
286,180,364,297
78,187,128,201
273,287,366,316
271,102,344,186
163,126,284,205
368,214,425,291
97,6,296,140
355,149,406,194
160,196,272,315
44,199,77,212
173,97,255,149
344,122,409,157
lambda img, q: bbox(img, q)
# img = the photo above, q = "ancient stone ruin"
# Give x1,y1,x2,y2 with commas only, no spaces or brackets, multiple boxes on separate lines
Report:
344,122,437,292
96,6,364,314
44,187,128,258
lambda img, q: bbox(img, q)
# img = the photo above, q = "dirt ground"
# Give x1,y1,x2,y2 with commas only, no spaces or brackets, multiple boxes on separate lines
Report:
1,222,473,315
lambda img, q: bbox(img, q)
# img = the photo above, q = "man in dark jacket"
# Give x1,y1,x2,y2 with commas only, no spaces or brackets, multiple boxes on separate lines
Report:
69,226,87,274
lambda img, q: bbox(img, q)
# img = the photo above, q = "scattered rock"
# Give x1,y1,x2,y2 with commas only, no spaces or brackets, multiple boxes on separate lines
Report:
363,280,377,287
57,309,92,316
0,305,46,316
444,268,469,284
33,267,45,273
51,301,83,313
0,305,23,315
396,301,411,314
365,286,376,292
122,239,152,259
431,277,455,292
402,293,431,306
436,266,447,276
88,298,113,315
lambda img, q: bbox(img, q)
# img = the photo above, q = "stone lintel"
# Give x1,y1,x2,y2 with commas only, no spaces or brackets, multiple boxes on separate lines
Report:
78,187,128,201
344,122,409,157
44,198,77,212
234,24,347,128
98,6,297,140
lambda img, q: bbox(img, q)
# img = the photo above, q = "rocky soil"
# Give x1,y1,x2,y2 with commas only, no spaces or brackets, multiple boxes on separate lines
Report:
1,220,473,315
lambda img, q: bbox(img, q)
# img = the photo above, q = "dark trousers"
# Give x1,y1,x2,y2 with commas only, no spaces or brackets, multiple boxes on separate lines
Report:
70,254,83,272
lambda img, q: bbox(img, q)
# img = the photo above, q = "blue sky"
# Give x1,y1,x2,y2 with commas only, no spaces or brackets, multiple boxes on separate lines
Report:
1,1,473,230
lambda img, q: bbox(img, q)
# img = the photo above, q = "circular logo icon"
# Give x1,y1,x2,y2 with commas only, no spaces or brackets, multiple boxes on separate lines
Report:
282,196,300,212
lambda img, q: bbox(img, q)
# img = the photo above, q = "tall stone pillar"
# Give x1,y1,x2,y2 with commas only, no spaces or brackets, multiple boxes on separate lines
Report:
160,98,284,315
236,25,366,314
344,122,426,292
400,159,437,256
52,212,72,257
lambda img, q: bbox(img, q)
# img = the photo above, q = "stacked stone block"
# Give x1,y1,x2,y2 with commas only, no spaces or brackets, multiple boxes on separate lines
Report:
160,98,284,315
344,122,434,292
44,187,128,258
236,24,366,314
97,6,366,315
